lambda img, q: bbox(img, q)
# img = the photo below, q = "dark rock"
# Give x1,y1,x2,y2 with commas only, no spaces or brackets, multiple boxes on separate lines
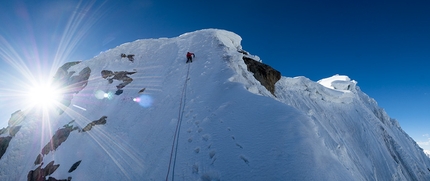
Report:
44,161,60,176
101,70,136,90
66,67,91,94
47,176,72,181
27,161,65,181
0,128,6,135
94,116,107,125
242,56,281,95
0,136,12,159
101,70,114,79
68,160,82,173
27,167,43,181
127,54,135,62
53,62,91,114
115,89,124,95
53,61,81,85
138,88,146,94
9,126,21,137
58,67,91,114
82,116,107,132
238,49,249,55
34,154,43,165
41,126,75,155
81,124,92,132
120,53,135,62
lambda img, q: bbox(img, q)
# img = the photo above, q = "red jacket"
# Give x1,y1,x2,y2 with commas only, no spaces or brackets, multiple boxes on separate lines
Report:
186,52,195,58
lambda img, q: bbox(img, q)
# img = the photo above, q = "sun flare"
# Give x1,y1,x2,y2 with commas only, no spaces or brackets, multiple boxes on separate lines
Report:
25,82,63,110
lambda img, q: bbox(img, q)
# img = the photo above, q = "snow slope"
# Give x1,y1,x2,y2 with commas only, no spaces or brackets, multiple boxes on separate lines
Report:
0,29,429,181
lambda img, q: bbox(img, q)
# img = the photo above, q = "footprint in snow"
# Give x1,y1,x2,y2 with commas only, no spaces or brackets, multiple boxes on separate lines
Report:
202,134,210,142
240,155,250,165
194,147,200,154
209,150,216,159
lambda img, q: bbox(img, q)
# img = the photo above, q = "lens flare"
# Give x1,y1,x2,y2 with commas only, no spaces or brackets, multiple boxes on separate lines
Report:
133,95,153,108
95,90,114,100
95,90,105,99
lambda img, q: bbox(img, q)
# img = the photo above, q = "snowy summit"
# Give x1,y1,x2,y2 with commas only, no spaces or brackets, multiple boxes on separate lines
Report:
0,29,429,181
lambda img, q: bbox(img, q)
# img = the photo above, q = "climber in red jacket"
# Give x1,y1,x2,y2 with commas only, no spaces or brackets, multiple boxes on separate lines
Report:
186,52,195,63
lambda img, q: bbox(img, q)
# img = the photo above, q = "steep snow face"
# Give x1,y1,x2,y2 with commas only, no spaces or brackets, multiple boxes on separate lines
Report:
274,75,430,180
0,29,429,181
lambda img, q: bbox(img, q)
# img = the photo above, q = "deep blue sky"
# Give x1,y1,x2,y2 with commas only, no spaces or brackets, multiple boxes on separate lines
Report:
0,0,429,149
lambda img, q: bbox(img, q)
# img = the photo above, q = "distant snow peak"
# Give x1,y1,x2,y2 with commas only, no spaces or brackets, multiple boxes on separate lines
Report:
317,74,357,91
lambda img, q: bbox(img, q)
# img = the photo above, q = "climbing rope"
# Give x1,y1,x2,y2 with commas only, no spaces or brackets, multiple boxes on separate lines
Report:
166,62,191,181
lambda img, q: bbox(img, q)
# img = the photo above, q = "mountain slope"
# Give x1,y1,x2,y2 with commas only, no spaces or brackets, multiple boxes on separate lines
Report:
275,75,430,180
0,29,429,181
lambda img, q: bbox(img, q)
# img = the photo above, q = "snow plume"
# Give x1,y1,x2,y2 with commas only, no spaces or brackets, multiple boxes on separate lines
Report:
0,29,429,180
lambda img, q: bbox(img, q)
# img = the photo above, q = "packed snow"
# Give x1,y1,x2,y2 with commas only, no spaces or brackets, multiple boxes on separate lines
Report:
425,150,430,158
0,29,429,180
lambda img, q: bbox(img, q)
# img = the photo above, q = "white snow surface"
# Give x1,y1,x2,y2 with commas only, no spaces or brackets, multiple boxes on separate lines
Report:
1,29,429,180
425,150,430,158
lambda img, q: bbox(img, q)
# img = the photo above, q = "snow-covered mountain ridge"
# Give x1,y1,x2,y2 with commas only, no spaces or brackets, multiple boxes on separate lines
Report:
0,29,429,180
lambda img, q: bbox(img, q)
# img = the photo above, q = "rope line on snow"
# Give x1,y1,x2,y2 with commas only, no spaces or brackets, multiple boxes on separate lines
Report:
166,62,191,181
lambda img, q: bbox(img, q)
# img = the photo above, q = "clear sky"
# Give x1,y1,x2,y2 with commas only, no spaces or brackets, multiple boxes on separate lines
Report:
0,0,429,150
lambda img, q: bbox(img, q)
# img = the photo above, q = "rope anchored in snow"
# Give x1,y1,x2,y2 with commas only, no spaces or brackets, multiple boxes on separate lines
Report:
166,62,191,181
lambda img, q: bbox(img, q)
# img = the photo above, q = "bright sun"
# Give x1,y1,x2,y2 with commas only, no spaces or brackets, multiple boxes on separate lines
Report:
26,82,63,110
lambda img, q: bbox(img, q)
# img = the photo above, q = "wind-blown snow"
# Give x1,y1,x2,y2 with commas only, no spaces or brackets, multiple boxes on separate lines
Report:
0,29,429,180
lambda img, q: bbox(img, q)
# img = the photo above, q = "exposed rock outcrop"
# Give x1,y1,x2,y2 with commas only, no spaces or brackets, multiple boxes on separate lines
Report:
41,124,78,155
242,56,281,95
9,126,21,137
82,116,107,132
53,62,91,114
0,136,12,159
120,53,135,62
68,160,82,173
66,67,91,94
30,118,103,179
101,70,136,89
46,177,71,181
34,154,43,165
27,161,71,181
0,111,26,160
138,88,146,94
53,61,82,84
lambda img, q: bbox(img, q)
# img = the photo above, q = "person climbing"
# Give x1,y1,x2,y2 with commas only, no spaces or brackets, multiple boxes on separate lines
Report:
186,52,195,63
